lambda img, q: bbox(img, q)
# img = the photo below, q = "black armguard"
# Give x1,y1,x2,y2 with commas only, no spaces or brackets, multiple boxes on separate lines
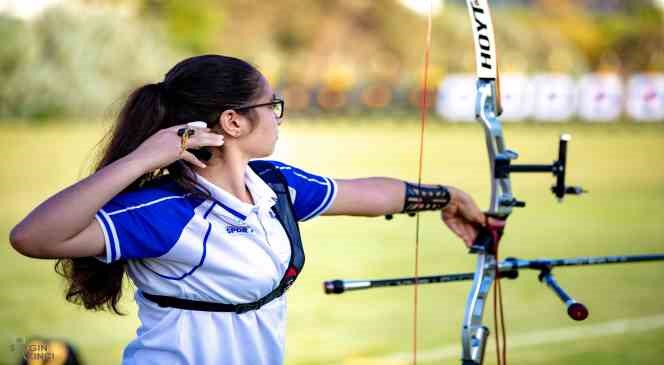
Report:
402,182,451,213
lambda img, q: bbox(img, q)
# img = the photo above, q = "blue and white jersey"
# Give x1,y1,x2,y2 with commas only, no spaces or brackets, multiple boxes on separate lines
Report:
94,160,337,365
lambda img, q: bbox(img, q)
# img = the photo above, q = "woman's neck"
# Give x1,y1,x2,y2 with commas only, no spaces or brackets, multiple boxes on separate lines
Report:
193,149,254,205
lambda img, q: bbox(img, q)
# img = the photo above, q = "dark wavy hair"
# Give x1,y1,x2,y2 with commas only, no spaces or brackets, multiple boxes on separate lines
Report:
55,55,264,314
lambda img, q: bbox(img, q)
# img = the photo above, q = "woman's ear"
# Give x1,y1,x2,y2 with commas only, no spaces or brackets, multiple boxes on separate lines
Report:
218,110,242,137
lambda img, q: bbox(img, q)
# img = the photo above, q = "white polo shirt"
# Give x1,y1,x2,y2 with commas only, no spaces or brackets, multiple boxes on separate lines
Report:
94,160,337,365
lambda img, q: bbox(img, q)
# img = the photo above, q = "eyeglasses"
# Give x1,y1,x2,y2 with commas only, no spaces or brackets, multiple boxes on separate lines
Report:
235,98,284,119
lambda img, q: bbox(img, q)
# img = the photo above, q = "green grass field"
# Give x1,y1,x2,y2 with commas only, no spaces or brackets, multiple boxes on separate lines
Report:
1,118,664,365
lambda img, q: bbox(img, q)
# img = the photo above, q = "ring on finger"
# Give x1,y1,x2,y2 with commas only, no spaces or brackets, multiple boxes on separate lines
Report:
177,127,195,154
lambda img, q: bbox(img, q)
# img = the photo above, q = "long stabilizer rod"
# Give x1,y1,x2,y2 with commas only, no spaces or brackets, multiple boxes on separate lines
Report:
323,253,664,320
324,253,664,294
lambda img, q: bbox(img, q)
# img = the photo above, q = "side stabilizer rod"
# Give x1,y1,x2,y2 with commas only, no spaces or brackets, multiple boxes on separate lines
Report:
538,269,589,321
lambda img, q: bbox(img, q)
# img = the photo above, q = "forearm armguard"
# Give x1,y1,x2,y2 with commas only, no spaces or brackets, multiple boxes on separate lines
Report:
402,182,451,213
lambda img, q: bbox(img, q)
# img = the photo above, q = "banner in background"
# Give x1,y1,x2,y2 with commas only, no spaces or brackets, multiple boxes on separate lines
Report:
532,73,577,122
626,74,664,122
578,73,623,122
435,74,475,122
501,73,536,122
433,73,664,122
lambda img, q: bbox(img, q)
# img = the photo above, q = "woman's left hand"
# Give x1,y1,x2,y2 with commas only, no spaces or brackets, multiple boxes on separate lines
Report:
441,187,486,248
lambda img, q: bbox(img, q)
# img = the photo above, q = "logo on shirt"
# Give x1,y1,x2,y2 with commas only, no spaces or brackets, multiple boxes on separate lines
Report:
226,225,254,234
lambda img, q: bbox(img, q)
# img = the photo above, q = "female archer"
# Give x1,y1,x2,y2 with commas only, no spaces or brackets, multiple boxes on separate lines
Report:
9,54,487,364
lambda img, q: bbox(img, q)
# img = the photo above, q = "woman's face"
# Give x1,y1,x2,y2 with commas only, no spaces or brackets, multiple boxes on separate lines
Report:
240,78,282,158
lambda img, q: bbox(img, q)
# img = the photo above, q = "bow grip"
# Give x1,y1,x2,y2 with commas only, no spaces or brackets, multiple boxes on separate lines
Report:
469,218,505,254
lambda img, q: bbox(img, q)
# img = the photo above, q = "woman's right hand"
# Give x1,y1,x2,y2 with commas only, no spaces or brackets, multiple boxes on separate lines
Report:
128,124,225,171
441,186,487,247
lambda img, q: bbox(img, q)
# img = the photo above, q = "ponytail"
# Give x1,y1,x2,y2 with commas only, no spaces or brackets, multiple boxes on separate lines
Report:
54,83,170,314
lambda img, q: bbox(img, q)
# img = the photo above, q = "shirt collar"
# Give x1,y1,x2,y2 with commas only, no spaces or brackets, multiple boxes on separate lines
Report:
245,163,278,206
192,164,277,222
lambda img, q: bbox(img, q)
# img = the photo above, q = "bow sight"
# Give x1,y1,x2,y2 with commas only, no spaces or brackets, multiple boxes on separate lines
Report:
496,133,586,206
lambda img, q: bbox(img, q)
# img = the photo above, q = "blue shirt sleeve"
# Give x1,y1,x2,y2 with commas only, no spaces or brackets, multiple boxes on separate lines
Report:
259,160,337,222
93,185,196,263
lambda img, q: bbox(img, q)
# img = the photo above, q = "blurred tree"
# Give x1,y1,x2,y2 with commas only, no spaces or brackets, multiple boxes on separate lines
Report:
216,0,426,88
0,4,181,119
85,0,662,79
535,0,664,73
137,0,226,54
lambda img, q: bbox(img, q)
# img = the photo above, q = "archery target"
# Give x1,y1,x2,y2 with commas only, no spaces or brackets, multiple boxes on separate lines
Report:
577,73,623,122
626,74,664,122
436,74,476,122
499,73,535,122
532,74,577,122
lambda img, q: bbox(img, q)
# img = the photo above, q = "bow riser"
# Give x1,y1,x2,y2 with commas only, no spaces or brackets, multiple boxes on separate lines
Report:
463,1,508,364
477,80,514,217
461,252,495,363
